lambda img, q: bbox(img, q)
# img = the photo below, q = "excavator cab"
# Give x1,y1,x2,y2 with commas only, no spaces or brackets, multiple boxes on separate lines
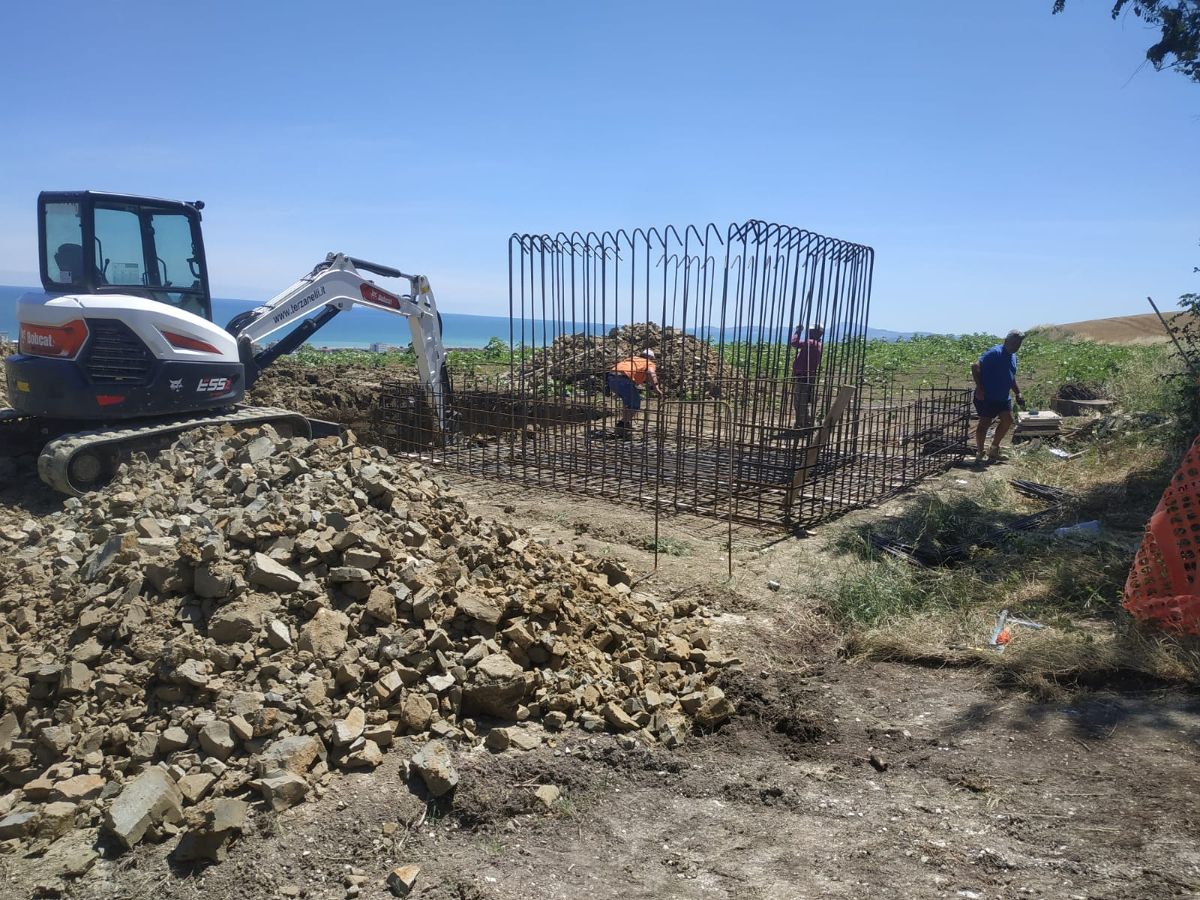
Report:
39,191,212,320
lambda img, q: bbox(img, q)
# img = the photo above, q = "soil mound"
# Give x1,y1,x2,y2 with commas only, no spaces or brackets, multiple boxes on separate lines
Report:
525,322,729,397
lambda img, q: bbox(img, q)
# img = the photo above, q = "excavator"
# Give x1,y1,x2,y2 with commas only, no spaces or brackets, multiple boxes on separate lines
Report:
1,191,450,494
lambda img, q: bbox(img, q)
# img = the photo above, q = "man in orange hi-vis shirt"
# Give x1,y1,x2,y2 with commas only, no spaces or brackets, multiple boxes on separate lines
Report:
605,349,663,438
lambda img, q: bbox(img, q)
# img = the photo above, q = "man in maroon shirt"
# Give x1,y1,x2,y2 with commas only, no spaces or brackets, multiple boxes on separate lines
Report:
790,323,824,428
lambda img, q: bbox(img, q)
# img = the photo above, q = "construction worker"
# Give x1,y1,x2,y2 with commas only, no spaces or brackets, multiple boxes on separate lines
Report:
606,349,662,438
971,330,1025,464
790,323,824,428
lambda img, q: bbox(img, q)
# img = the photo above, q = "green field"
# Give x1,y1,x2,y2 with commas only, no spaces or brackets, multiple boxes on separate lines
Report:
292,330,1178,413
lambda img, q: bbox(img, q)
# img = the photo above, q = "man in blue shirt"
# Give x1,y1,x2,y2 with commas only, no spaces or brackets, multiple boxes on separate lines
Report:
971,330,1025,464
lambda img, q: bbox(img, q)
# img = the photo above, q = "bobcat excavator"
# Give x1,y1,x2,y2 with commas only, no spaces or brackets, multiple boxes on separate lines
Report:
2,191,450,494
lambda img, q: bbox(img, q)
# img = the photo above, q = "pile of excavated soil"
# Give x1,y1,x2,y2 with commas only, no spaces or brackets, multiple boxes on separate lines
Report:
526,322,728,397
246,361,387,441
0,426,734,870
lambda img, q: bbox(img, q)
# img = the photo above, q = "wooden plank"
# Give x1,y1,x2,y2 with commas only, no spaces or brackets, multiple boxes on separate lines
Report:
785,385,856,519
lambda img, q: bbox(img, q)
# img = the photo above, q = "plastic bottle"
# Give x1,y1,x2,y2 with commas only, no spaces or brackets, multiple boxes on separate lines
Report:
1054,520,1101,538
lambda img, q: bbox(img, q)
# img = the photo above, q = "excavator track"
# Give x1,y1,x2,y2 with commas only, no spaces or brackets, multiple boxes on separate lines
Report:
37,406,316,496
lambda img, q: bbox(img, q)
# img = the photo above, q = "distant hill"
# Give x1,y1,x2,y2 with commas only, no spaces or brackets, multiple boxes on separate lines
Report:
867,327,931,342
1035,311,1182,345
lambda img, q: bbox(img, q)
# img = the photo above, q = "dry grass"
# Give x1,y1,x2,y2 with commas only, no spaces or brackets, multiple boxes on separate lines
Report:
850,610,1200,686
828,425,1200,686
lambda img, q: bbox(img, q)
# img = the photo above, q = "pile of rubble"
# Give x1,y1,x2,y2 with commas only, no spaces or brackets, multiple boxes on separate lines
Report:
0,426,735,867
524,322,729,397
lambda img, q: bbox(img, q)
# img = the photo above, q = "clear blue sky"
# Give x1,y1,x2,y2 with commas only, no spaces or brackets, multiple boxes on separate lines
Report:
0,1,1195,334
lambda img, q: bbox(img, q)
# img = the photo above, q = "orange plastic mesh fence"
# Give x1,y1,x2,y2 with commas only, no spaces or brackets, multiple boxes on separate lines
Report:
1123,435,1200,633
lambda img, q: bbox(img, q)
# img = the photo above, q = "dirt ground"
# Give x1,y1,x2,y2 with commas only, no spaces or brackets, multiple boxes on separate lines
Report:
3,453,1200,900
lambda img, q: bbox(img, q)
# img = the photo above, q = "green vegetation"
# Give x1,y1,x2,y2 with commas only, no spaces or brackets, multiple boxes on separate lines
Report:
1053,1,1200,85
290,338,521,377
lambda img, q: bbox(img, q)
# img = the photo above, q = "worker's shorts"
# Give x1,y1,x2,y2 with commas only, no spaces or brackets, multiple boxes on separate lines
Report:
606,373,641,410
974,397,1012,419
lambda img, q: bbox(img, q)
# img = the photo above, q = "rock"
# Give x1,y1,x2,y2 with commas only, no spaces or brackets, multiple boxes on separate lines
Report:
0,809,38,839
198,720,237,760
298,608,350,659
40,830,98,878
331,708,366,747
257,735,322,775
103,768,184,851
410,741,458,797
194,563,233,598
58,662,92,696
177,772,216,804
396,693,434,733
694,696,736,729
534,784,561,809
0,711,19,751
175,798,249,862
599,558,632,586
386,864,420,897
258,772,308,811
343,548,382,569
248,553,303,592
159,726,190,754
344,739,383,769
266,619,292,650
50,774,106,803
462,653,530,718
209,602,264,644
485,726,540,752
37,802,77,840
365,587,396,624
176,658,209,688
602,701,639,732
455,593,502,626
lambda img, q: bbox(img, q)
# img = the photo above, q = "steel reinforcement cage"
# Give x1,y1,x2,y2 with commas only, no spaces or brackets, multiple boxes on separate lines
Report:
376,221,971,529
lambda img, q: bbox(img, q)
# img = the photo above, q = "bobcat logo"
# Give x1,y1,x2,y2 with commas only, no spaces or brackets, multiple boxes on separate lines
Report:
169,378,183,392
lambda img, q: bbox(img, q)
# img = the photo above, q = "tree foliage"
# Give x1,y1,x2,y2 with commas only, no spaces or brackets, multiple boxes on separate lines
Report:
1053,1,1200,82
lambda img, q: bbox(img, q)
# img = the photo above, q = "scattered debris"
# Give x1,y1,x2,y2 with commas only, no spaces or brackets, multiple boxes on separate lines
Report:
1013,410,1062,442
986,608,1046,653
868,480,1072,567
1054,520,1101,540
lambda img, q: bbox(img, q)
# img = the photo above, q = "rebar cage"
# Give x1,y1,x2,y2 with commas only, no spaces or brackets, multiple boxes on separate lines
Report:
377,220,971,530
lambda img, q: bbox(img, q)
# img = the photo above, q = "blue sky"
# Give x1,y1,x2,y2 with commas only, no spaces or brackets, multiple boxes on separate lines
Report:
0,1,1195,334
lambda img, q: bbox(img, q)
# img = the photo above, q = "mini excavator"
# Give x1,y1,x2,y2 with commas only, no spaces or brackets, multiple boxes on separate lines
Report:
2,191,450,494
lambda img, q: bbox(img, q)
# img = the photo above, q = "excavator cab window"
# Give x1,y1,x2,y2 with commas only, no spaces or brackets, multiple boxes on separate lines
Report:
38,191,213,321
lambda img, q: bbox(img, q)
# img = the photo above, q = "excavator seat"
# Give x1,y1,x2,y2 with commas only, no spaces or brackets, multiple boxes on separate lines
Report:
54,243,106,285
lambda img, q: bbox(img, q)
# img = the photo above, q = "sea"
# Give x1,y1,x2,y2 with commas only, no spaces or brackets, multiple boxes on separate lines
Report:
0,284,918,349
0,284,522,350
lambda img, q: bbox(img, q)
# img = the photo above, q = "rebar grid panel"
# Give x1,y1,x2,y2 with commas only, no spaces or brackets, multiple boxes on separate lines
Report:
375,220,969,529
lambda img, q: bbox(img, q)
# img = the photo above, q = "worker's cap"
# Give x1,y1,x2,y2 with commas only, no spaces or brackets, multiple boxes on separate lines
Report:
641,349,656,360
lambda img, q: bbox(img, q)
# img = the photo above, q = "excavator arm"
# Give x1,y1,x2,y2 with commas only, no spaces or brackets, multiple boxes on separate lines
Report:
228,253,449,430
